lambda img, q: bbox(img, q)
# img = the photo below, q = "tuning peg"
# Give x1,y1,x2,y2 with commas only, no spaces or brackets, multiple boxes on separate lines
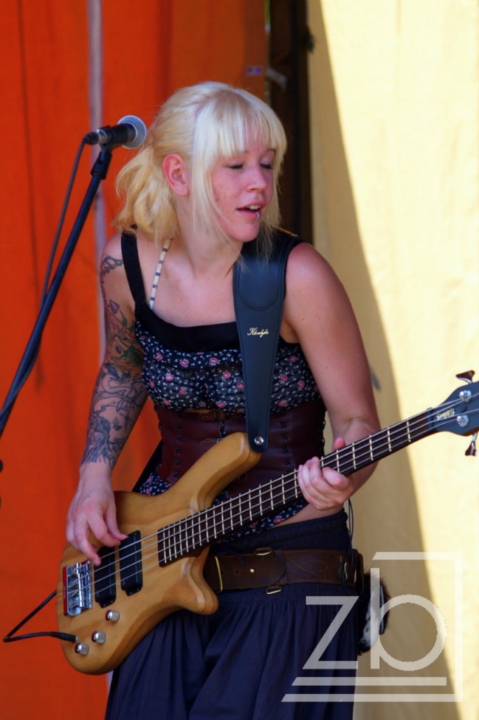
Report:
456,370,475,384
465,432,477,457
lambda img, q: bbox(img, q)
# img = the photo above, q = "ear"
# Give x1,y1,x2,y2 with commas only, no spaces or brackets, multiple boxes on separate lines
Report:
162,154,190,197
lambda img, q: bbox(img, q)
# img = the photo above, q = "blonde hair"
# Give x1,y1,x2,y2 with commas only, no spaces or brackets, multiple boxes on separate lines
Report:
114,82,287,251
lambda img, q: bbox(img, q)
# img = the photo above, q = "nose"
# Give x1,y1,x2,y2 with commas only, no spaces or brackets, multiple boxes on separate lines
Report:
247,163,269,191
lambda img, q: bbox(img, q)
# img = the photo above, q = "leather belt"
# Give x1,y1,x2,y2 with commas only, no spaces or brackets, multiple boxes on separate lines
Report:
204,548,363,594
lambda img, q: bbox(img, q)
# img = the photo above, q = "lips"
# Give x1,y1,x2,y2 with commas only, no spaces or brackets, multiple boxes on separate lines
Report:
237,204,262,218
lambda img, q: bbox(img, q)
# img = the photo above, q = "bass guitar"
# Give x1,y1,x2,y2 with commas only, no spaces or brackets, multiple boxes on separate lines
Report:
57,373,479,674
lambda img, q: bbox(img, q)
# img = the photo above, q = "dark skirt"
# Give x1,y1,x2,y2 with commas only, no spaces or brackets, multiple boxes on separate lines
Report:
106,512,358,720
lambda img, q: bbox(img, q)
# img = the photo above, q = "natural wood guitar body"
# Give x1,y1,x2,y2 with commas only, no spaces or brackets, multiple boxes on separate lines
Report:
57,432,259,674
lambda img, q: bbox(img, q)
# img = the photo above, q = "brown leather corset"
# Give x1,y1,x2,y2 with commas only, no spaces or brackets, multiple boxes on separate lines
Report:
154,399,326,498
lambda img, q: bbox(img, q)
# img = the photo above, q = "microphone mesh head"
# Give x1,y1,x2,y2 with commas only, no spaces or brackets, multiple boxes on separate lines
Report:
117,115,147,149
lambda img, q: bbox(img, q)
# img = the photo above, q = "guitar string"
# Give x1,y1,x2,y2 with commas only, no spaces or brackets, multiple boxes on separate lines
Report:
66,399,479,604
65,399,479,604
65,399,479,602
92,395,472,569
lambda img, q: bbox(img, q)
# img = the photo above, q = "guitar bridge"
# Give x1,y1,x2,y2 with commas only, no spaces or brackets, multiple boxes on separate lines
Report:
63,561,93,617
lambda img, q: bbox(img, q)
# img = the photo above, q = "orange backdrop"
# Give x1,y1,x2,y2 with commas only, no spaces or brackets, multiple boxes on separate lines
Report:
0,2,263,717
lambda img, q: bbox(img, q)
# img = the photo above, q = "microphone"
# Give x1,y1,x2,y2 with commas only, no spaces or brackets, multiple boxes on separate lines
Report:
84,115,147,149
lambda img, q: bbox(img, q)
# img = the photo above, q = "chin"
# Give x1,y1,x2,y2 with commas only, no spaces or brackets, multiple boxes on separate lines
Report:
228,228,260,244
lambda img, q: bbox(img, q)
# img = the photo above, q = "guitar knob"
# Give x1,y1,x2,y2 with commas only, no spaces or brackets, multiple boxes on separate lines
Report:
74,642,89,656
106,610,120,622
92,631,106,644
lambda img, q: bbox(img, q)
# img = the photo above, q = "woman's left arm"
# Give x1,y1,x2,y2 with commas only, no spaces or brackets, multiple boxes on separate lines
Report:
282,243,380,511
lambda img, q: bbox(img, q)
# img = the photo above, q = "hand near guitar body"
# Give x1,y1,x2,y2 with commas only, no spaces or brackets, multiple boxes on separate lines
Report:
66,468,126,567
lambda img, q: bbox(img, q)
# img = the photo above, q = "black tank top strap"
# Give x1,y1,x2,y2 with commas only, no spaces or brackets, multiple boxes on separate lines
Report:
121,232,146,307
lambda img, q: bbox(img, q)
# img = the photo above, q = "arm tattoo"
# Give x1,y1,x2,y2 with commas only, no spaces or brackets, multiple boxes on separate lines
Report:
81,362,147,467
81,254,147,467
100,254,123,279
101,254,143,369
105,298,143,368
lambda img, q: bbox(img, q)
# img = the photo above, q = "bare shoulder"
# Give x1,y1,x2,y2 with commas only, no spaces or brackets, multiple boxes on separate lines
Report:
100,231,159,308
100,233,124,274
283,242,378,437
99,233,134,312
99,234,143,366
284,242,353,328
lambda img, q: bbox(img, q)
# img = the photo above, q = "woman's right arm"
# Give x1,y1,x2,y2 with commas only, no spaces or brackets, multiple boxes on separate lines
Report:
66,236,148,565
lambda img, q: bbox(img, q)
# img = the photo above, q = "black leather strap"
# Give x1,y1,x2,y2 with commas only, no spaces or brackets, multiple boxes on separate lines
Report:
121,231,145,306
233,229,301,452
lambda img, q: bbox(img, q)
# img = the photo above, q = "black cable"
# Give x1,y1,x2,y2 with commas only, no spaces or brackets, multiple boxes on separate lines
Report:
40,139,88,304
3,589,76,644
0,139,88,430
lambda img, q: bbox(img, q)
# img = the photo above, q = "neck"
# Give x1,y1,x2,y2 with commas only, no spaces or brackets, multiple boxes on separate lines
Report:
174,226,242,280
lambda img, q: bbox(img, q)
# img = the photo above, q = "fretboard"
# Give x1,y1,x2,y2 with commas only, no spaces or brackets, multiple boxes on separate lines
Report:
157,409,433,565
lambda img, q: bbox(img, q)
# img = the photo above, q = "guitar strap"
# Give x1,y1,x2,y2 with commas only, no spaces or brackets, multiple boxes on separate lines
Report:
233,229,300,452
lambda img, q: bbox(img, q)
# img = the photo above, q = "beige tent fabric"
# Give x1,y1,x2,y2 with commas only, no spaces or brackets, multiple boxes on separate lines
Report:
307,1,479,717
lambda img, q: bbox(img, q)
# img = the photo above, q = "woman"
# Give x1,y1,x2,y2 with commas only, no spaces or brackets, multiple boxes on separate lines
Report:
67,82,379,719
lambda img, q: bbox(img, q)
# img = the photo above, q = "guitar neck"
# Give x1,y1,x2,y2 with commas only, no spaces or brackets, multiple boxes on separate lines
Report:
158,409,434,564
322,409,432,475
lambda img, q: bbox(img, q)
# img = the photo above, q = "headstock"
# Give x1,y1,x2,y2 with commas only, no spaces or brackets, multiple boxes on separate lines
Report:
430,371,478,455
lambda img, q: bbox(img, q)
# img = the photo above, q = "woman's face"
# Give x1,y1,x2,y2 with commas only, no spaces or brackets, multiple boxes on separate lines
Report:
210,138,275,243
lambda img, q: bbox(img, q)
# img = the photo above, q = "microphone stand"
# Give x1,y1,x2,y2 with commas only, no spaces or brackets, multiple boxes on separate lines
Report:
0,146,114,457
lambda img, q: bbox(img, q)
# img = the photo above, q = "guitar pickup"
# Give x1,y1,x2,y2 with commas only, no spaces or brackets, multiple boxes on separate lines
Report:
119,531,143,596
94,546,117,608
